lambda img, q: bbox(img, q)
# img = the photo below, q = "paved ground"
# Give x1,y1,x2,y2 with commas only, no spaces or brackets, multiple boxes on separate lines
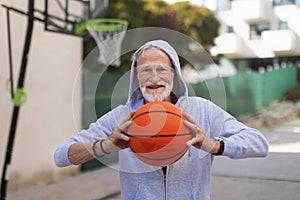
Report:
7,118,300,200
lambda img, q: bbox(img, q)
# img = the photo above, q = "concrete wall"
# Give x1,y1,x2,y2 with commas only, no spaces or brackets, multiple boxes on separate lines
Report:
0,0,82,191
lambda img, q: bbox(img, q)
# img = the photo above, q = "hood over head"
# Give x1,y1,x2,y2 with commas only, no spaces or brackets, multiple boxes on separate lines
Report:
127,40,188,107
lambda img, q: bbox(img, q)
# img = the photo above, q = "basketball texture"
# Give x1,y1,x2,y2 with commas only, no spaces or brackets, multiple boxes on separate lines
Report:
127,101,192,166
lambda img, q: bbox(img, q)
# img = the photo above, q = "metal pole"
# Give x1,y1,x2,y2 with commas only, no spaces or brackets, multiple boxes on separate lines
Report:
0,0,35,199
6,8,15,99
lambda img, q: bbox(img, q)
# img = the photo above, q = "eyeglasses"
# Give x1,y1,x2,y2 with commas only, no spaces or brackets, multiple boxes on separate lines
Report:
136,63,174,76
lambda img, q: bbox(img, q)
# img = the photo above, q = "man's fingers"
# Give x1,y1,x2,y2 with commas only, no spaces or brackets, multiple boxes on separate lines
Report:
115,119,131,142
184,119,201,135
183,118,194,129
118,132,130,141
186,137,197,147
183,113,205,148
183,111,197,124
121,112,133,124
119,120,132,132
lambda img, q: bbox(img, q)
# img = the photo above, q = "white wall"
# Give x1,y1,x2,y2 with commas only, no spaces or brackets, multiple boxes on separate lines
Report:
0,0,82,191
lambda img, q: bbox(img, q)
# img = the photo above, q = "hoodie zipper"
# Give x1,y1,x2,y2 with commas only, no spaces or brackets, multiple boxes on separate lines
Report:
162,166,167,200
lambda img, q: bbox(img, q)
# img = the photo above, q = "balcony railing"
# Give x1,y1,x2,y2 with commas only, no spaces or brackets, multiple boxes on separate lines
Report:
232,0,267,23
262,30,297,54
210,33,242,56
274,3,300,25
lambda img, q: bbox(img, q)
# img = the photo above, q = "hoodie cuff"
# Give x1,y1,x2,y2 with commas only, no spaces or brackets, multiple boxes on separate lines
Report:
54,141,76,167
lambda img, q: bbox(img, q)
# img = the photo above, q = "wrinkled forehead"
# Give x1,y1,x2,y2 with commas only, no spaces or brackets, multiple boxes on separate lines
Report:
136,46,172,66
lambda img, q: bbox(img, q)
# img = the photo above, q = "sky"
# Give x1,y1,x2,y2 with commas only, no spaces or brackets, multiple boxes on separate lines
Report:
163,0,217,10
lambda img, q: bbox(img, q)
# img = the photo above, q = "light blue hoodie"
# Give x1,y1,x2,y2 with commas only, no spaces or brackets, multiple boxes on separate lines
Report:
54,40,268,200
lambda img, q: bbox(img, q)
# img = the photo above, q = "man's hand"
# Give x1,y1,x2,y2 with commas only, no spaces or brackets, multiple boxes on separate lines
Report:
68,112,134,165
102,112,133,153
183,111,221,154
183,111,206,149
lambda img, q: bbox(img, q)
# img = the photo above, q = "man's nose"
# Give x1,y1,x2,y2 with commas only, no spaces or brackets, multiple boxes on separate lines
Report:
148,70,160,82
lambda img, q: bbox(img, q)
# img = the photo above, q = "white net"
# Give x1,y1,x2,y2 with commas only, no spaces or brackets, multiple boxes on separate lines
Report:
87,23,127,67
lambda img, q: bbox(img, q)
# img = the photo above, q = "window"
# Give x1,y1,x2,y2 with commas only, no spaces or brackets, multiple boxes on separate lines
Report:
279,21,289,30
249,23,270,40
228,26,234,33
273,0,295,6
216,0,232,11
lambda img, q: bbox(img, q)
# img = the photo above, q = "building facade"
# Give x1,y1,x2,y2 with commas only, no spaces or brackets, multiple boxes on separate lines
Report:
209,0,300,71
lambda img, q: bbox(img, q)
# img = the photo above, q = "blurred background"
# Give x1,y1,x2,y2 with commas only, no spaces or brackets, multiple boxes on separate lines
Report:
1,0,300,197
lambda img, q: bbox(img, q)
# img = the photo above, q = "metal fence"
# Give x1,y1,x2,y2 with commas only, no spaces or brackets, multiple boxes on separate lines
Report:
190,65,297,115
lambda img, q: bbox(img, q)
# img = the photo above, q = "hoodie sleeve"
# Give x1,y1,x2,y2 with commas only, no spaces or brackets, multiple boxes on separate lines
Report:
54,119,112,167
208,100,269,159
54,105,129,167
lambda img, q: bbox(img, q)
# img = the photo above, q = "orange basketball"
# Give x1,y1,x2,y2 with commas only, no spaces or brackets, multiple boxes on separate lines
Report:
127,101,192,166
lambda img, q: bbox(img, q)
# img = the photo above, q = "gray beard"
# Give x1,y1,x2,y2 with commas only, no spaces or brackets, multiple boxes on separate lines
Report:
140,82,173,102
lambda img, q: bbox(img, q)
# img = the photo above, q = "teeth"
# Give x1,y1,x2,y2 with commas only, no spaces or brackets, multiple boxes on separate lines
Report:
148,85,163,89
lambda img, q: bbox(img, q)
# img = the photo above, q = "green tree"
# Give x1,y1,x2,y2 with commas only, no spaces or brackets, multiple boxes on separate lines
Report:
170,2,220,49
104,0,147,29
84,0,220,71
143,0,176,29
100,0,219,49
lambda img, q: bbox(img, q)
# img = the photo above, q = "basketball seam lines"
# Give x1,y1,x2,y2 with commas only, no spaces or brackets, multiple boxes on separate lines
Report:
131,110,183,121
135,146,189,161
123,132,191,138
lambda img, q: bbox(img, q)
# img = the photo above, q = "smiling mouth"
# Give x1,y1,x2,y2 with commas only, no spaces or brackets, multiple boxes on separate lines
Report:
147,85,165,89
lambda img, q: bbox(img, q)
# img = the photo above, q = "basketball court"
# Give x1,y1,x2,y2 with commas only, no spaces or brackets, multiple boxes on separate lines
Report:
7,118,300,199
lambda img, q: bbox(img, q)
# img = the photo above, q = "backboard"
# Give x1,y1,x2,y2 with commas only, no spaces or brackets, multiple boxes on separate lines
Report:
43,0,109,36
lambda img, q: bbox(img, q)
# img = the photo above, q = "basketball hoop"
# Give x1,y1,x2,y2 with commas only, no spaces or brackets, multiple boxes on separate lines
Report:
75,18,128,67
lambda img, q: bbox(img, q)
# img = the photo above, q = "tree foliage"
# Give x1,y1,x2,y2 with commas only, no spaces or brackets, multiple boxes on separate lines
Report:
104,0,147,29
102,0,219,48
170,2,220,49
143,0,177,29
